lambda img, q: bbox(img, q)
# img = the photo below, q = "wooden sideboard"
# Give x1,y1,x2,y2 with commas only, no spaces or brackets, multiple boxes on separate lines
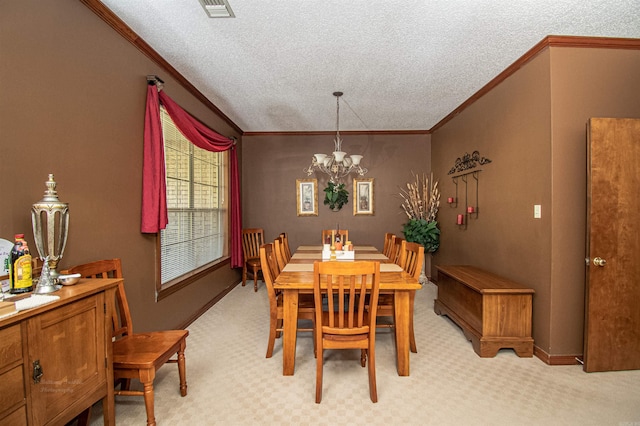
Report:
434,265,534,358
0,279,119,425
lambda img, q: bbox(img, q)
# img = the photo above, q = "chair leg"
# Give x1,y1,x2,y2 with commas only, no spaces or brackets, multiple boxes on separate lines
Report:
266,313,278,358
178,341,188,397
315,348,323,403
360,349,367,367
409,291,417,353
242,264,247,286
368,345,378,403
139,369,156,426
253,265,259,292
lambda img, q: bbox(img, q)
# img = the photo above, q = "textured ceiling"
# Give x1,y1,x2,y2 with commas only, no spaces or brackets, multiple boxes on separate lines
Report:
99,0,640,133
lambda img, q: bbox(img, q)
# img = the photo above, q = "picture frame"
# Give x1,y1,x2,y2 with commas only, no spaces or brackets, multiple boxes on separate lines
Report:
354,178,374,215
296,178,318,216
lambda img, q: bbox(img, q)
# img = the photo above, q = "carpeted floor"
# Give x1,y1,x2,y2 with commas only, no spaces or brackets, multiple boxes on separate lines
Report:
90,281,640,425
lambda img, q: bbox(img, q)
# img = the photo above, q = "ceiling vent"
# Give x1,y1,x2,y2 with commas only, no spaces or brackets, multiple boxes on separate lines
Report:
198,0,235,18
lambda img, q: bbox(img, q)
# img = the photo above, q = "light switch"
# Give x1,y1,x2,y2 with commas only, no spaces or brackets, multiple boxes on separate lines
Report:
534,205,542,219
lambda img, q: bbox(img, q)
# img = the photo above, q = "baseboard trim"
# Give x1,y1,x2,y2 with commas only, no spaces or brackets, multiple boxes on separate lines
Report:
534,345,582,365
178,280,241,329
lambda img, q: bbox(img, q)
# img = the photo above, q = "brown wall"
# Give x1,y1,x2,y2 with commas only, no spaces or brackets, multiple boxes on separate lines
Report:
431,46,640,357
1,1,241,332
242,133,431,253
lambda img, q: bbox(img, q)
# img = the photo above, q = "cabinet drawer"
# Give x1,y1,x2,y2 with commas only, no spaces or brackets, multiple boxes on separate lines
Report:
0,405,28,426
0,324,22,367
0,365,26,414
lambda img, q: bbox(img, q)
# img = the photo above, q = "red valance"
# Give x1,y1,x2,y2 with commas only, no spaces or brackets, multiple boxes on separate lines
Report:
142,84,243,268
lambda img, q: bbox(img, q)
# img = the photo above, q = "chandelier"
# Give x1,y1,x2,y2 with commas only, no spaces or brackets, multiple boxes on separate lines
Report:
304,91,368,183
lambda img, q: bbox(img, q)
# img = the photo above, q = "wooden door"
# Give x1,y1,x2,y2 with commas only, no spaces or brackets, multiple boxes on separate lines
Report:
584,117,640,372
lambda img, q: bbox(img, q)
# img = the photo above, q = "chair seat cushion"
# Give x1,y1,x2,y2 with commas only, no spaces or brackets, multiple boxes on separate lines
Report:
113,330,189,369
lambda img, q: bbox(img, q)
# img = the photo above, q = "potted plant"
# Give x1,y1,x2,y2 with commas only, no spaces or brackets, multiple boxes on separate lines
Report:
323,182,349,211
399,172,441,282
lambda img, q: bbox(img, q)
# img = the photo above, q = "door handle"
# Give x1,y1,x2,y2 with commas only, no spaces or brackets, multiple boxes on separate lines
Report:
593,257,607,267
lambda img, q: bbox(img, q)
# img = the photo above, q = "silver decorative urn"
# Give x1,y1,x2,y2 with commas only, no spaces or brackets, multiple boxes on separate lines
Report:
31,174,69,282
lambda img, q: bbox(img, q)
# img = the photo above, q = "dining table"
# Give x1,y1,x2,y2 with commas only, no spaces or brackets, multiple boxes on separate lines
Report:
273,245,422,376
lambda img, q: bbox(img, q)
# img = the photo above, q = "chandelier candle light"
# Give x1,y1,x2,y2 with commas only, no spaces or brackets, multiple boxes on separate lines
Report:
304,92,368,183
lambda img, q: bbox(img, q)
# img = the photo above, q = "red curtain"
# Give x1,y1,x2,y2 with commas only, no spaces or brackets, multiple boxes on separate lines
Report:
142,84,243,268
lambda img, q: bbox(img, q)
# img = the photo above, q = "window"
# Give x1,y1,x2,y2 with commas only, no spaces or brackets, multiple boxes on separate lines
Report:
159,106,228,288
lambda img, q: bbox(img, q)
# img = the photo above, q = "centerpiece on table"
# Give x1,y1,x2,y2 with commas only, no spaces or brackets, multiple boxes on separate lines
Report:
399,172,440,283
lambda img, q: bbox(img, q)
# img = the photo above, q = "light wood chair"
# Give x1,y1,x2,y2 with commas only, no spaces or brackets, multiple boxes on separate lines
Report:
62,259,188,426
260,244,315,358
321,229,349,245
382,233,395,258
375,240,423,353
313,260,380,403
389,236,404,265
273,236,289,272
242,228,264,292
279,232,292,261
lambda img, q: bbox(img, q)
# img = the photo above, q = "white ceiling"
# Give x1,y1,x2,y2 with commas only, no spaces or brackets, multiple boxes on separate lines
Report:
99,0,640,133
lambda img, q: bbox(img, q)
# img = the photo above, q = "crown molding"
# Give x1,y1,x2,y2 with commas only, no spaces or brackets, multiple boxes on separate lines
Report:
429,36,640,133
80,0,244,135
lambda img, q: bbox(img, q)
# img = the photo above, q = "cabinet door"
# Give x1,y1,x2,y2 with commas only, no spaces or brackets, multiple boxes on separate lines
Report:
26,294,107,425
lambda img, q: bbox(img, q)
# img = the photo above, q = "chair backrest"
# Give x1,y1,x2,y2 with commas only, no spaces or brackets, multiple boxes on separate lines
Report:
242,228,264,261
321,229,349,245
313,261,380,336
61,258,131,338
259,244,279,307
279,232,292,261
382,233,395,258
390,237,404,265
273,237,288,272
398,241,424,280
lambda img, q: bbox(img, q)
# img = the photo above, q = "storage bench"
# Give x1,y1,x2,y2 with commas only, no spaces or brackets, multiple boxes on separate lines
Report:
434,265,534,357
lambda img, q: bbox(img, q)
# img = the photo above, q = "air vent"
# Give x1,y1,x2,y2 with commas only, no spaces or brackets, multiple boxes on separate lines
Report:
198,0,235,18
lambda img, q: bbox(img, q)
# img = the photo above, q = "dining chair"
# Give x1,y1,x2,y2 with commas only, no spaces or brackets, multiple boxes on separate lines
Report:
321,229,349,245
273,236,289,272
242,228,264,292
279,232,292,261
389,236,404,265
382,233,395,258
313,260,380,403
260,244,315,358
375,240,423,353
61,259,188,426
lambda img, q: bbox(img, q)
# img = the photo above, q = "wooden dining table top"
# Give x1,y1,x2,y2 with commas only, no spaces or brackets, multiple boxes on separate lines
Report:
274,245,421,291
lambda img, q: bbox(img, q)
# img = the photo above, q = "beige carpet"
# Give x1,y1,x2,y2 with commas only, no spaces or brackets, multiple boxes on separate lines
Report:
90,282,640,425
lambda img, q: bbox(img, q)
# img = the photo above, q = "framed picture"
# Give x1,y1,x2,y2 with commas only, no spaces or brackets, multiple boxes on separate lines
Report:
354,178,374,215
296,178,318,216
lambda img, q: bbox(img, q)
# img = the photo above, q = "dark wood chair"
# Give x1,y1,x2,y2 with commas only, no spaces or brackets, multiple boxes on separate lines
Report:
260,244,315,358
321,229,349,245
313,260,380,403
241,228,264,292
62,259,188,426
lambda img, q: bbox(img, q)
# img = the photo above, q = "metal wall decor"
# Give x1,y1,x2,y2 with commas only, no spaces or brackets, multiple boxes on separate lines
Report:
448,150,492,175
447,151,491,230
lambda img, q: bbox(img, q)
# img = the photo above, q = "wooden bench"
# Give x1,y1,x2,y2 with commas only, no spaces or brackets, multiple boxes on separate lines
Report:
434,265,534,357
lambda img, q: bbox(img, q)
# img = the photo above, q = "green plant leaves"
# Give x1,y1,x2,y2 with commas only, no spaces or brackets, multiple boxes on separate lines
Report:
402,218,440,253
323,182,349,210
